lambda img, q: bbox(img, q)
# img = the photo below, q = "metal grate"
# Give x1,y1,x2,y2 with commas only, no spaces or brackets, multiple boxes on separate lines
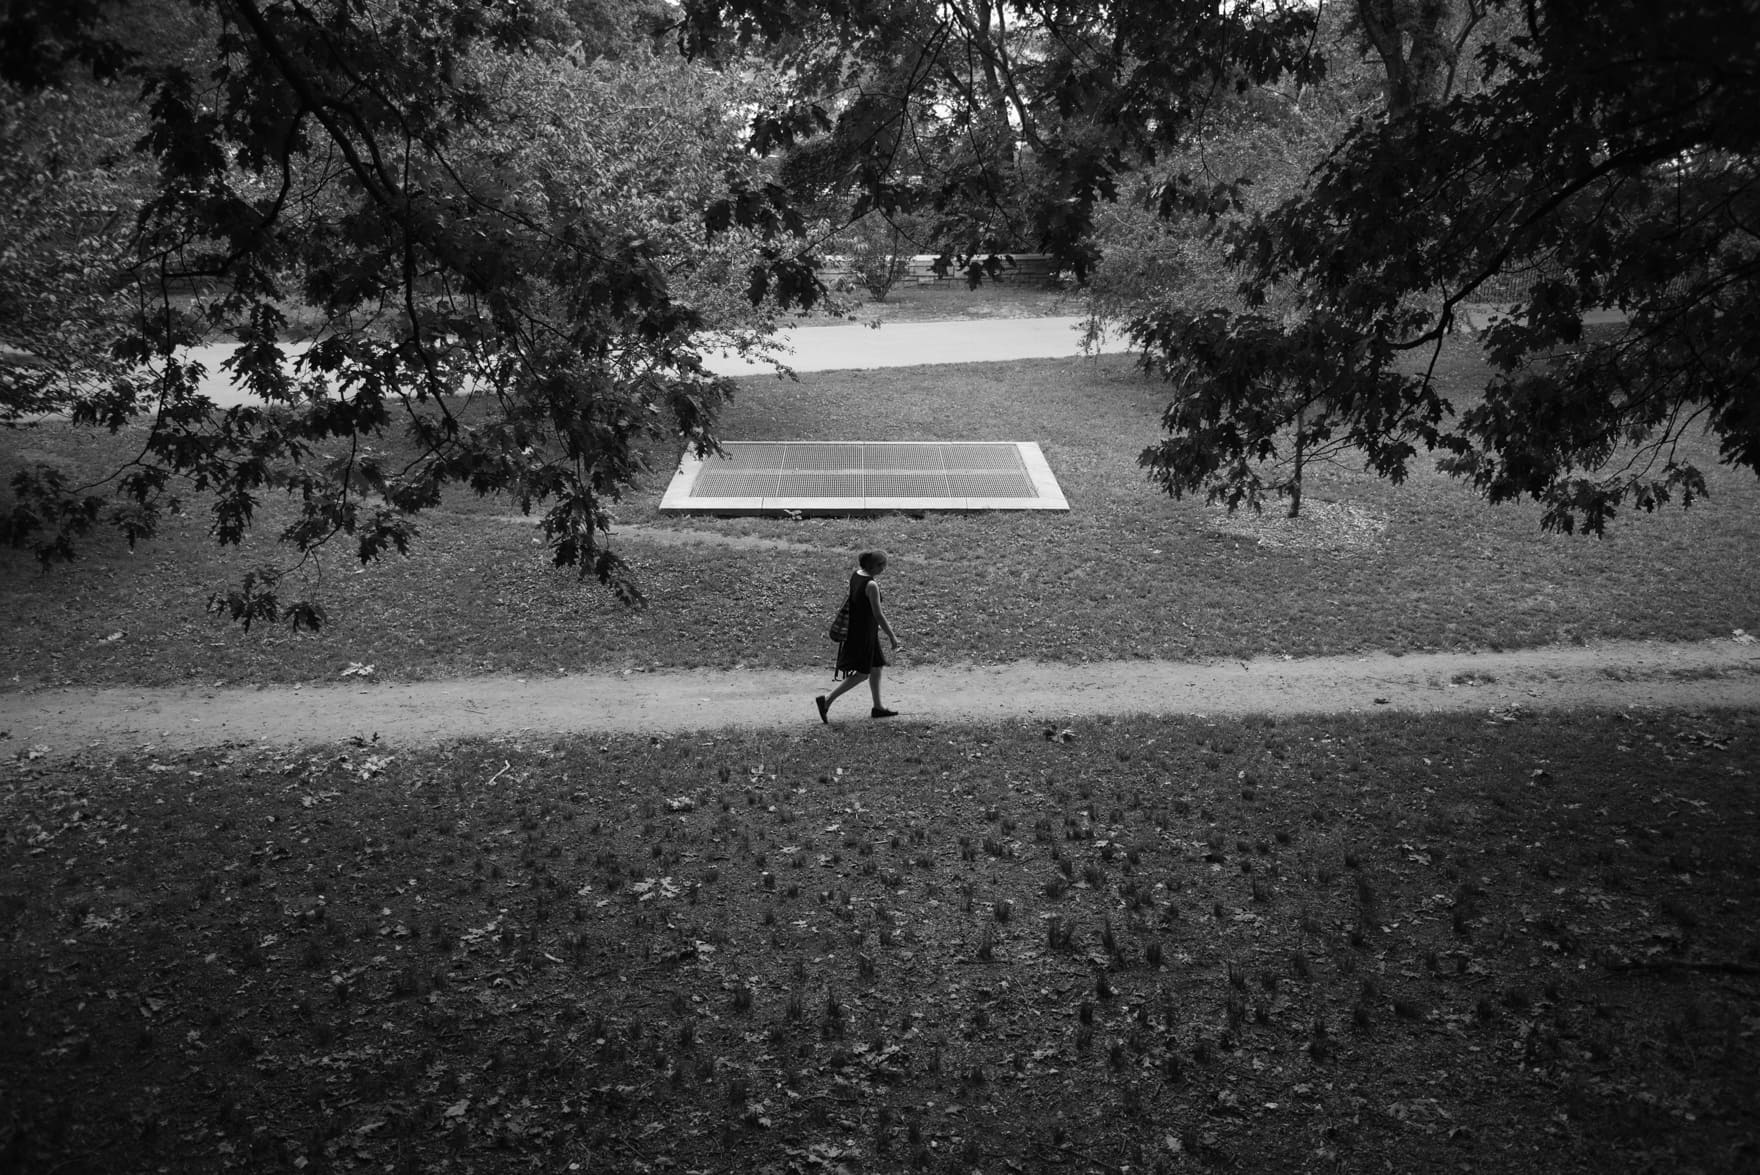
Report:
661,441,1068,514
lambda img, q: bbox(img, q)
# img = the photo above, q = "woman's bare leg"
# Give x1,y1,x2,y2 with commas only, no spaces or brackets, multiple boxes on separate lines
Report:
867,666,884,709
825,672,868,707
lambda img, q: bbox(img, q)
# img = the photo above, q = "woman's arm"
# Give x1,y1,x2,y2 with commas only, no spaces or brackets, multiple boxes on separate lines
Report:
866,580,899,647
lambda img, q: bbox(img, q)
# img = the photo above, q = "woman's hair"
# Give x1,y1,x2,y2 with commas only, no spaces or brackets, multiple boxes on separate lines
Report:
858,550,888,573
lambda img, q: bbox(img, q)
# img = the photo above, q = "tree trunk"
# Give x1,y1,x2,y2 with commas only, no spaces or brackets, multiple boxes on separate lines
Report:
1354,0,1456,117
1289,406,1306,519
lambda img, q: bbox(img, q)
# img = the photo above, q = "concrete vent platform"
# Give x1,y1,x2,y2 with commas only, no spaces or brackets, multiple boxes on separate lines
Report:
659,441,1068,515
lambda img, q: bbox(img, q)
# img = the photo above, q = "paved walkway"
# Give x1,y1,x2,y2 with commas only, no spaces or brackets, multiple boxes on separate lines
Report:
701,315,1131,375
87,308,1638,409
176,317,1131,408
1455,304,1629,333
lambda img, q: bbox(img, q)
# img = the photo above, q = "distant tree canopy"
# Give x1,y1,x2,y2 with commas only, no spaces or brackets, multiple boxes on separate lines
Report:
0,0,810,627
680,0,1323,281
1133,0,1760,533
685,0,1758,535
5,0,1753,632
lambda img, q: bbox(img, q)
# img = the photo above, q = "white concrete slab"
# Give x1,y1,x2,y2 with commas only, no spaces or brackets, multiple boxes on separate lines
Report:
762,497,877,514
962,497,1064,511
861,496,968,512
1016,443,1069,510
660,440,1068,515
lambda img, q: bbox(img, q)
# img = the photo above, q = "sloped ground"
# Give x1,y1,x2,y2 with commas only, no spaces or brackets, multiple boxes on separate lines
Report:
6,294,1756,1174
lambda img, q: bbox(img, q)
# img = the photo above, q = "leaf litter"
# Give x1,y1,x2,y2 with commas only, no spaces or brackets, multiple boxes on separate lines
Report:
0,710,1756,1172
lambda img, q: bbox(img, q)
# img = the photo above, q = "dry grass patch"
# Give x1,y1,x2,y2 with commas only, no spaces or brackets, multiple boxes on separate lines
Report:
1206,500,1390,554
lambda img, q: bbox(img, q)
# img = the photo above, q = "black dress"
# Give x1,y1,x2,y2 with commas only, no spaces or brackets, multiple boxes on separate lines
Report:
835,571,888,677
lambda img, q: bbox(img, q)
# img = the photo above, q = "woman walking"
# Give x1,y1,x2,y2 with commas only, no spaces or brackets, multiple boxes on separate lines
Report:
816,550,902,722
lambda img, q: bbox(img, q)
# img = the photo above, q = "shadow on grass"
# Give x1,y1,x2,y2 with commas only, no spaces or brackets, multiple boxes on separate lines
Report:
2,709,1757,1172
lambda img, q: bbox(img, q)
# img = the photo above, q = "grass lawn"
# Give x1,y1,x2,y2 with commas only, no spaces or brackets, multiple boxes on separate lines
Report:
2,344,1756,688
4,309,1758,1172
3,709,1757,1172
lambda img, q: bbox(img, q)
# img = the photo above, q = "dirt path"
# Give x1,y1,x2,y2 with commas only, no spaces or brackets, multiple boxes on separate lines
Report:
4,638,1757,756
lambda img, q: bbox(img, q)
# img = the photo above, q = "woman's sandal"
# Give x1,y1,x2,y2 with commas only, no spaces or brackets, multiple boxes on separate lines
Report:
870,707,898,718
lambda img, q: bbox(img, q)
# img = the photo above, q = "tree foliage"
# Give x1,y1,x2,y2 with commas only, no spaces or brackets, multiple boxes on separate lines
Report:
1136,0,1760,533
681,0,1322,279
0,67,149,423
1083,6,1389,344
457,43,795,364
1,0,807,626
9,0,1740,640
